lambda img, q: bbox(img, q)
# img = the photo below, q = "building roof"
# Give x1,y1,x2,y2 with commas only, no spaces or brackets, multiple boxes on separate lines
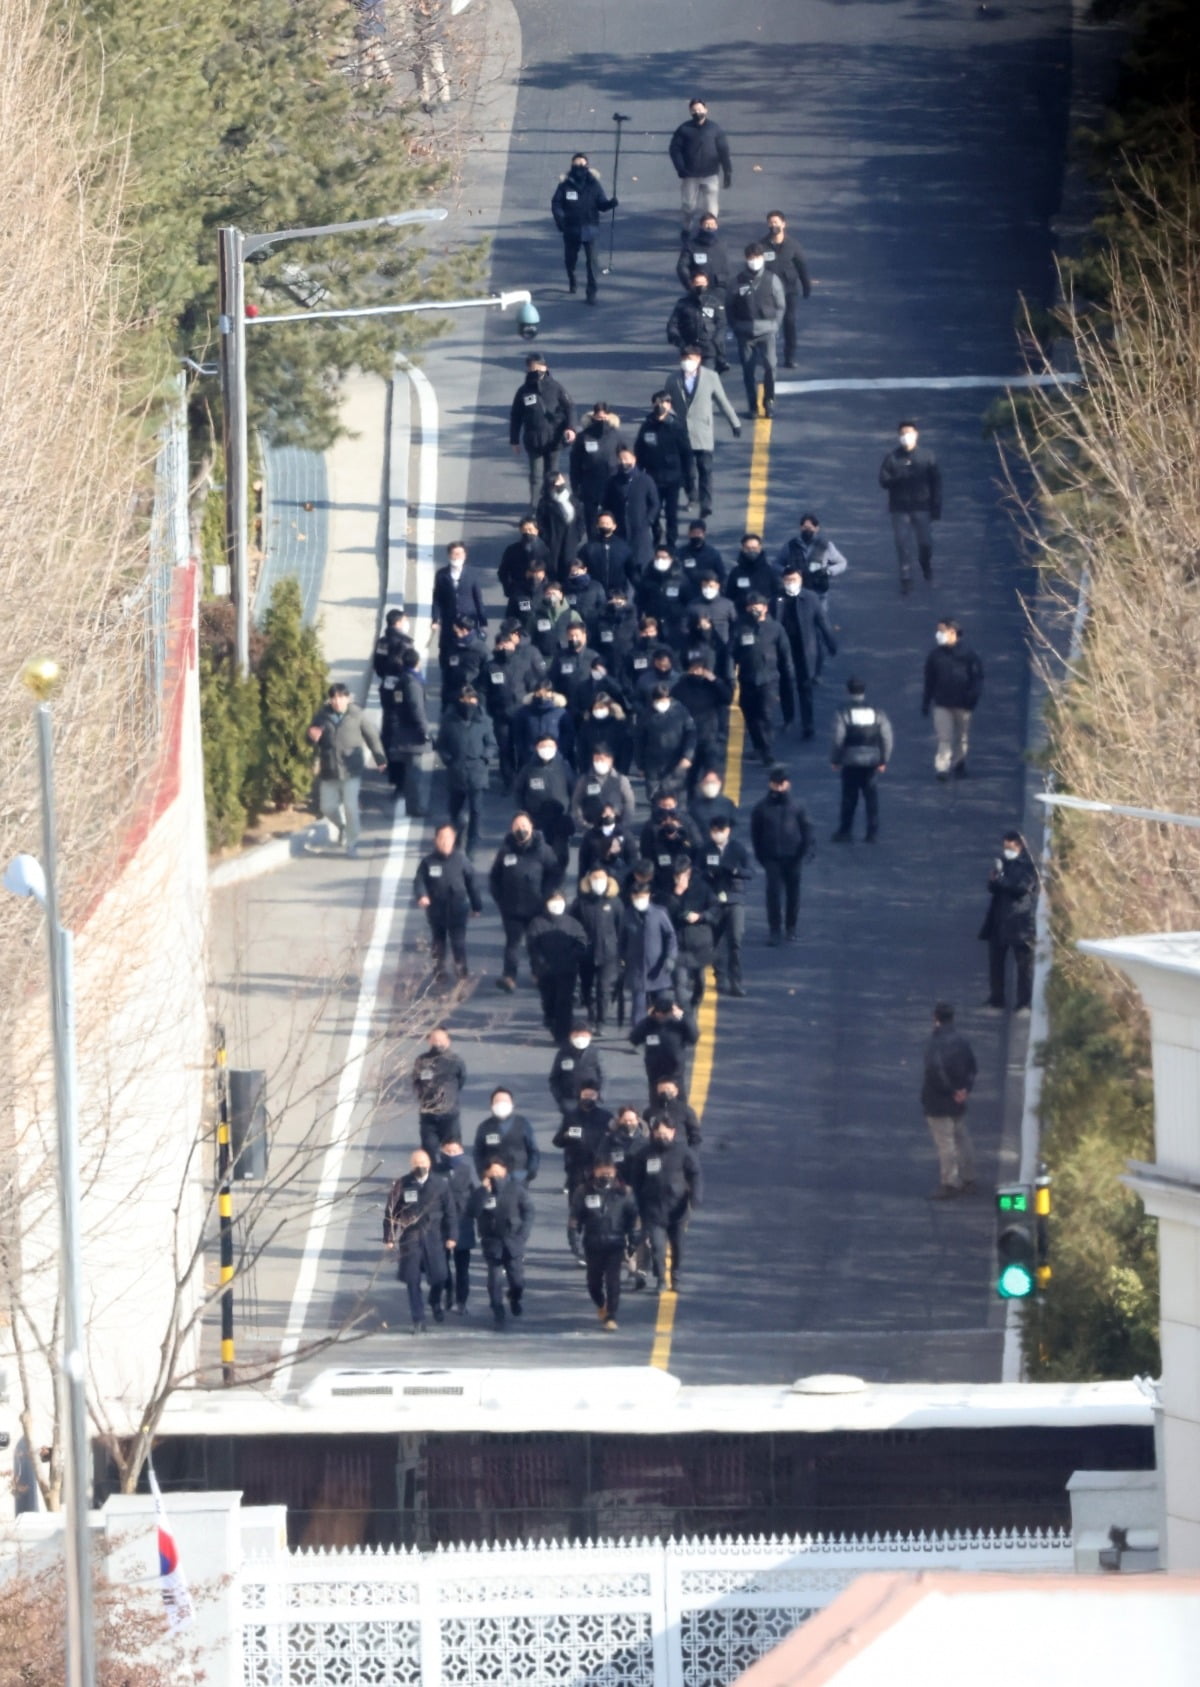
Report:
733,1570,1200,1686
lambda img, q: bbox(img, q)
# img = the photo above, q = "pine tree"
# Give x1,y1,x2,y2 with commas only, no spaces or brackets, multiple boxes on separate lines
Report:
255,577,328,808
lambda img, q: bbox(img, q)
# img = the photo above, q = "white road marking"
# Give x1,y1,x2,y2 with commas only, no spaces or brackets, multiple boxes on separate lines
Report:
273,358,439,1396
451,0,472,12
773,373,1081,394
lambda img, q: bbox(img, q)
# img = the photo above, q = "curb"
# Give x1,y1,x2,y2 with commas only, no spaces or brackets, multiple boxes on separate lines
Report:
210,825,332,890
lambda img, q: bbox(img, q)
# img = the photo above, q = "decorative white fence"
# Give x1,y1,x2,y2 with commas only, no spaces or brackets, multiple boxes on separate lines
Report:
242,1527,1072,1687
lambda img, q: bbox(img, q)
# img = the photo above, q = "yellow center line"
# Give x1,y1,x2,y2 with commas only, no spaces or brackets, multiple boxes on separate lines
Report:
650,398,773,1371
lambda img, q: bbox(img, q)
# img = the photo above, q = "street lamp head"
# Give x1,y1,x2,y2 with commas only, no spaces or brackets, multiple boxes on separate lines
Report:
383,208,449,227
3,853,47,906
21,657,61,701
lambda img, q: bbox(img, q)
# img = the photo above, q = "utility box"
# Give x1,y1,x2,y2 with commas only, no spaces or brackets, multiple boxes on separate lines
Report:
229,1068,268,1182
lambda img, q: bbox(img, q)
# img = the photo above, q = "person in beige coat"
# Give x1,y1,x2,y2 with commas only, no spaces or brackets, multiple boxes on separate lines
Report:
665,349,741,520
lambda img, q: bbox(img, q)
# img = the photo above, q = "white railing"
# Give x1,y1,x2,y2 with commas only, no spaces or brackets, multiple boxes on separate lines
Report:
241,1526,1072,1687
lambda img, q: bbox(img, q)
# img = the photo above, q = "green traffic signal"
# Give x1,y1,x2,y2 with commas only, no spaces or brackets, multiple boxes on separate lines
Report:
997,1260,1036,1299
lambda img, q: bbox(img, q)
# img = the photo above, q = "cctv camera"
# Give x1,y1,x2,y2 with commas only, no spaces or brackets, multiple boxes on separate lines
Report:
517,301,540,341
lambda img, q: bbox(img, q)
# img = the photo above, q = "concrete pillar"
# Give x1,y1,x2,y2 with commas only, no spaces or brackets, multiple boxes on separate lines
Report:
1078,932,1200,1570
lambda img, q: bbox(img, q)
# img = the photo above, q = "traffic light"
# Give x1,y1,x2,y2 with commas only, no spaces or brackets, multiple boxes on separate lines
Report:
995,1184,1037,1299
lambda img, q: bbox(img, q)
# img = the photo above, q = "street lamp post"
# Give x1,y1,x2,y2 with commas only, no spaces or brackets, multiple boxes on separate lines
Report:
9,659,96,1687
217,208,450,677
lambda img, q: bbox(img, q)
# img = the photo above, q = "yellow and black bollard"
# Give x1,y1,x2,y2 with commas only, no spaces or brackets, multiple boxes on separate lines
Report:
215,1025,235,1384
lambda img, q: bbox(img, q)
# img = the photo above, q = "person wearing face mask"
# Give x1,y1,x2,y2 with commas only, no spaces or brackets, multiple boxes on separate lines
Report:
635,392,694,552
630,1118,702,1293
550,151,617,303
733,594,796,766
307,683,387,858
570,747,637,833
525,581,571,662
489,812,561,992
726,534,779,617
678,519,726,585
574,693,634,777
664,856,717,1009
642,1077,703,1148
830,678,894,843
774,512,846,678
468,1160,535,1331
684,572,737,654
499,516,552,601
922,619,984,780
546,615,600,717
677,211,733,297
701,818,754,996
588,588,638,678
570,867,624,1030
879,420,943,592
439,614,487,698
435,1139,479,1317
432,542,487,670
512,680,574,769
510,353,577,503
578,804,639,888
536,468,586,582
636,544,693,645
526,892,588,1042
668,98,733,233
600,1106,651,1187
513,732,575,871
549,1025,606,1115
414,823,483,983
411,1027,468,1158
602,444,660,581
482,625,535,790
727,243,785,419
562,561,607,629
690,768,739,838
554,1085,613,1254
630,993,698,1102
435,688,495,855
577,512,633,597
980,831,1039,1014
760,211,812,369
667,277,729,371
569,1160,640,1331
472,1087,541,1185
665,345,741,521
570,405,624,532
671,657,733,787
682,625,731,690
619,870,678,1025
638,789,702,862
750,767,814,946
777,565,819,741
383,1149,455,1333
380,646,430,811
634,683,698,800
506,558,549,630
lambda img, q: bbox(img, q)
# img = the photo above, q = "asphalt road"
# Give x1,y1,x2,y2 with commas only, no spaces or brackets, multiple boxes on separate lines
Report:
281,0,1074,1391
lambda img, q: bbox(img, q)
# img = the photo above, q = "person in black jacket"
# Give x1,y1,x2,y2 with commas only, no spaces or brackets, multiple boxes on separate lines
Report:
411,1027,467,1157
414,824,483,981
526,892,588,1041
726,535,778,616
577,511,633,596
980,831,1039,1013
667,274,729,371
469,1161,535,1329
672,657,732,780
439,618,487,699
777,562,819,740
634,685,698,797
676,212,733,296
645,1077,703,1148
373,606,413,681
726,245,785,418
920,1002,978,1198
570,405,624,532
481,626,528,789
553,1085,611,1194
632,1117,702,1292
499,517,552,601
432,542,487,666
510,354,576,502
551,153,617,302
578,803,639,888
549,1020,605,1112
922,619,984,780
571,868,624,1030
879,420,943,592
635,392,695,551
383,1150,455,1332
701,818,754,995
750,767,813,945
760,211,812,368
472,1088,541,1183
514,734,575,870
436,690,494,854
380,646,429,808
435,1140,479,1315
668,98,733,232
663,856,717,1008
604,444,661,580
536,469,587,582
630,993,698,1101
489,815,561,990
569,1161,640,1329
733,594,795,765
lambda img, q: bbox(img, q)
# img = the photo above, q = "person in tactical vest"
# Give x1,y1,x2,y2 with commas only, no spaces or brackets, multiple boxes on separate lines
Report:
830,677,894,843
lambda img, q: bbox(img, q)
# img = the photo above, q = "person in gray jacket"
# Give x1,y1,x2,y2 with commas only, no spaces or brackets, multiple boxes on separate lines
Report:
307,683,386,858
665,348,741,520
830,677,894,844
726,244,786,418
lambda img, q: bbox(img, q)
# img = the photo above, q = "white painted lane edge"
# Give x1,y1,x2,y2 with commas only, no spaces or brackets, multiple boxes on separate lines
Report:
773,374,1082,394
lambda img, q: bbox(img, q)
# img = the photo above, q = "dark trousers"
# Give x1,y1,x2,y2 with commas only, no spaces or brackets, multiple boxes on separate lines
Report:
585,1244,624,1317
501,914,530,982
419,1110,461,1157
673,952,709,1009
563,231,598,296
449,1245,471,1307
790,670,814,736
740,684,776,762
525,446,558,503
694,449,714,517
839,767,880,837
397,1234,447,1324
989,938,1034,1010
736,333,777,414
448,786,482,853
714,903,745,987
580,956,620,1027
891,510,934,582
493,716,516,787
428,910,468,972
646,1212,688,1285
537,968,579,1042
653,482,683,550
763,858,801,936
484,1245,525,1312
782,291,800,364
